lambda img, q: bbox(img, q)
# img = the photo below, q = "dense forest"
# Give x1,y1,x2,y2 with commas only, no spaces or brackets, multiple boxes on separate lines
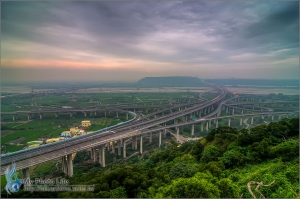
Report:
3,117,299,198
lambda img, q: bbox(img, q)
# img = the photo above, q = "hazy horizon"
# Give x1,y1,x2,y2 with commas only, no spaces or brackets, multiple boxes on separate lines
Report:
1,1,299,82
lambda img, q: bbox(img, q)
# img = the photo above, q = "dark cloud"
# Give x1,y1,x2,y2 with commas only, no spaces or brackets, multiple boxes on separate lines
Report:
1,1,298,81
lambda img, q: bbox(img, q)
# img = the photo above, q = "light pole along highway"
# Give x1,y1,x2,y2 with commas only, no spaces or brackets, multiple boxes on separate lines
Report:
1,84,228,177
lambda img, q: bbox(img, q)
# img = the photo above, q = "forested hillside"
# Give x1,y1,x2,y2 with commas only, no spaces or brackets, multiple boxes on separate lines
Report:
4,118,299,198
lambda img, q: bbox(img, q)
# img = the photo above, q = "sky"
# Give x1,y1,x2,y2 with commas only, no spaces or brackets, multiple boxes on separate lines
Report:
1,1,299,82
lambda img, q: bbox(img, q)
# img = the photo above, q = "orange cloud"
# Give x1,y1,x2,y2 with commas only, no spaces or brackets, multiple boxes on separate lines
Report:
1,58,175,72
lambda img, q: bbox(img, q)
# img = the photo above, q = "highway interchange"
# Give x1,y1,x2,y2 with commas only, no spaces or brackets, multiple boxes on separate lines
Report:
1,84,298,176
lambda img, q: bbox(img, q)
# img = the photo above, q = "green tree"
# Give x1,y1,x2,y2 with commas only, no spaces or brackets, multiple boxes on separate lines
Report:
169,162,198,179
110,186,127,198
200,145,221,163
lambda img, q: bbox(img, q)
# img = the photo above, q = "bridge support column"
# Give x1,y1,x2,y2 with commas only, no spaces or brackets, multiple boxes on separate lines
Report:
201,122,203,132
112,142,115,153
67,154,73,177
116,112,119,118
241,110,243,115
132,136,135,150
61,156,67,175
27,114,31,121
101,146,105,167
69,113,73,118
140,135,143,154
261,115,264,119
93,147,97,161
240,117,243,126
226,107,228,114
174,119,177,124
39,113,43,119
279,115,281,120
228,118,231,127
98,146,102,165
209,120,211,128
12,115,15,121
104,112,106,117
232,108,234,115
199,111,201,117
159,131,162,147
272,115,274,121
251,117,254,124
55,113,58,118
206,121,209,131
123,141,126,158
107,142,110,151
211,105,214,111
176,127,179,141
208,106,210,113
149,132,152,143
22,167,30,180
118,139,122,156
204,108,207,115
84,112,87,117
216,119,218,128
191,125,194,136
126,113,128,120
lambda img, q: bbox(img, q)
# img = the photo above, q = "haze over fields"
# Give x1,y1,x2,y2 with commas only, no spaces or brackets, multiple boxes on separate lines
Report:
1,1,299,82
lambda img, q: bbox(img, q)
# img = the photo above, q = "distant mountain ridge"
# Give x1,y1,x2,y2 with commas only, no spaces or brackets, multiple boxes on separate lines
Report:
137,76,203,86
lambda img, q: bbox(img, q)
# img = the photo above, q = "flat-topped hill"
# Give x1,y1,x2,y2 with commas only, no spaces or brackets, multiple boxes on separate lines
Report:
137,76,203,86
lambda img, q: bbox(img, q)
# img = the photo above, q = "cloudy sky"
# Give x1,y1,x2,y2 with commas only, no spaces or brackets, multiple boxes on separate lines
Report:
1,1,298,82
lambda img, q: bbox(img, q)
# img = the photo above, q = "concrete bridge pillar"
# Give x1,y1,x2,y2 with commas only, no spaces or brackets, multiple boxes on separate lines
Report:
240,117,243,126
61,156,67,175
116,112,119,118
101,146,105,167
232,108,234,115
191,125,194,136
209,120,211,128
176,127,179,141
112,141,115,154
185,115,188,122
104,112,106,117
251,117,254,124
126,113,128,120
93,147,97,161
286,114,288,118
132,136,136,150
149,132,152,143
206,121,209,131
208,106,210,113
84,112,87,117
118,139,122,156
163,123,167,137
159,131,162,147
67,154,73,177
211,105,214,111
140,135,143,154
107,142,110,151
55,112,58,118
261,115,264,119
228,118,231,127
22,168,30,180
174,119,178,124
123,141,126,158
201,122,203,132
69,112,73,117
241,110,243,115
204,108,207,115
178,107,181,111
98,146,102,165
39,113,43,119
279,115,281,120
272,115,274,121
27,114,31,121
226,107,228,114
216,119,218,128
199,111,201,117
12,115,15,121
